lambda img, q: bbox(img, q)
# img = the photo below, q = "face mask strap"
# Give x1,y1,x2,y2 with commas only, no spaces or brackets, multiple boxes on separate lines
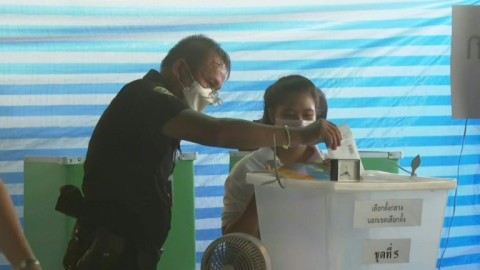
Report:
180,60,222,108
184,61,217,95
177,77,186,89
184,61,197,85
176,61,195,90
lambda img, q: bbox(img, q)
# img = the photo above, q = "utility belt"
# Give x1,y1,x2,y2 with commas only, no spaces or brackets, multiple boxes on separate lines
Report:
55,185,125,270
55,185,169,270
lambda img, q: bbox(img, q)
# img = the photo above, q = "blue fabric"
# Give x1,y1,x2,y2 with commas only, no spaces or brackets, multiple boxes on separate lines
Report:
0,1,479,269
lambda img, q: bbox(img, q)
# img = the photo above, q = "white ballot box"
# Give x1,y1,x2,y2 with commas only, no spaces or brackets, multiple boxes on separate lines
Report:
247,171,456,270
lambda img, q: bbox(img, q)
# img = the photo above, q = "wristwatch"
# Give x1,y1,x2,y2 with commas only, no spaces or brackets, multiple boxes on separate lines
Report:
17,258,40,270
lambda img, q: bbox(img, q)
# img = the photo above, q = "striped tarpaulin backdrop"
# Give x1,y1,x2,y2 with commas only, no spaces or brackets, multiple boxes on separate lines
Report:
1,0,479,269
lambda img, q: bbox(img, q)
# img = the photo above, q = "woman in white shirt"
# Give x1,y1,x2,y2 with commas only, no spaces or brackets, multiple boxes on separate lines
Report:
222,75,329,238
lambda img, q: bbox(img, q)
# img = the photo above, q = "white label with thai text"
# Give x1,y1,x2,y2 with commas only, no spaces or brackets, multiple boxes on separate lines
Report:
354,199,423,228
363,239,411,264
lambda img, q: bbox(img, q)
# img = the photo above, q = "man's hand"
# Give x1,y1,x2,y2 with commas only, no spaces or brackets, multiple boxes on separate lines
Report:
299,119,342,149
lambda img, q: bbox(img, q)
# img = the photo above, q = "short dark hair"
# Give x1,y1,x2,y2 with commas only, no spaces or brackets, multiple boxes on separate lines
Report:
161,34,231,78
260,75,328,125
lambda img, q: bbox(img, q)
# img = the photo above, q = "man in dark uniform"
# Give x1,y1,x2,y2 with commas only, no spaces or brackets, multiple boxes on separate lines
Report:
60,34,342,270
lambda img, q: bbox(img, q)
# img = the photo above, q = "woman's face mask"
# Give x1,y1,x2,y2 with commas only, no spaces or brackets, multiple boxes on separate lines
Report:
179,65,216,112
275,118,315,148
275,118,315,128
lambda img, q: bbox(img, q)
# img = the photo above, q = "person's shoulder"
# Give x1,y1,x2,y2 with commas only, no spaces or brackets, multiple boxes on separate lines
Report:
125,78,149,88
152,86,174,96
235,148,273,168
116,79,152,96
121,79,175,98
250,147,274,159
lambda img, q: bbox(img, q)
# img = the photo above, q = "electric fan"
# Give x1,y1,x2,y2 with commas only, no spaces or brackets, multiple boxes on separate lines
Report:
201,233,272,270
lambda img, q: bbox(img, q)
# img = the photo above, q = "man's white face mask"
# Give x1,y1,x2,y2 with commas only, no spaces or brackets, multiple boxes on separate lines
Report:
179,65,216,112
183,81,215,112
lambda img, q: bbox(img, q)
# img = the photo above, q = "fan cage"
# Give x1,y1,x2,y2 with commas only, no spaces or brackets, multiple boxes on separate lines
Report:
201,233,271,270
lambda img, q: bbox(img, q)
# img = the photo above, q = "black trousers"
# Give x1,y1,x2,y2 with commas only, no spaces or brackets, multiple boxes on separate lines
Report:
64,200,171,270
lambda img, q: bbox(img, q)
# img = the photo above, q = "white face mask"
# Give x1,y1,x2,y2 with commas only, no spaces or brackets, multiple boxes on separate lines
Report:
179,64,216,112
182,81,215,112
275,118,315,148
275,118,315,128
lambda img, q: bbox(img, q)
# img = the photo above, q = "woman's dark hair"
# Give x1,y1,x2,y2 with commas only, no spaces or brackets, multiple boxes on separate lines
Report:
161,34,231,78
260,75,328,125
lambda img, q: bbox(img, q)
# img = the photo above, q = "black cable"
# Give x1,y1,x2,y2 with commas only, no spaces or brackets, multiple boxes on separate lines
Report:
261,132,285,188
272,132,285,188
438,118,467,269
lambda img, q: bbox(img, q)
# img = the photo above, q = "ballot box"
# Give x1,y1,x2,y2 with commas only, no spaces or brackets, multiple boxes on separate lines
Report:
230,150,403,173
24,153,197,270
246,171,456,270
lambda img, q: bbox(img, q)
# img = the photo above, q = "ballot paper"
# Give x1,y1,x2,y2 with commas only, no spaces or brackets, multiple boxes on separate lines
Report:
327,124,365,174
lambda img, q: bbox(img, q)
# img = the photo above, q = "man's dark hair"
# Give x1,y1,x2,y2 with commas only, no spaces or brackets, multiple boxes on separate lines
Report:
260,75,328,125
161,34,231,78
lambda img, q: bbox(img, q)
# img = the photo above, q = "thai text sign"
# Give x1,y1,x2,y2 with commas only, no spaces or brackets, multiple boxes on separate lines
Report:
363,239,411,264
354,199,423,228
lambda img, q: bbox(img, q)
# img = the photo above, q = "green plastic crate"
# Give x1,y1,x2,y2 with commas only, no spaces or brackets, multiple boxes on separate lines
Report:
358,151,402,173
157,152,196,270
24,157,84,270
24,153,197,270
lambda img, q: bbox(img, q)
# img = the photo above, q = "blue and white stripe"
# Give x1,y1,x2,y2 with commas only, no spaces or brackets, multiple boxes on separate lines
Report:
1,0,479,269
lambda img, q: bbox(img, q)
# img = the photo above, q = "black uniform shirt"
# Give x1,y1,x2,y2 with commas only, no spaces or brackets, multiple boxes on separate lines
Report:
82,70,189,204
